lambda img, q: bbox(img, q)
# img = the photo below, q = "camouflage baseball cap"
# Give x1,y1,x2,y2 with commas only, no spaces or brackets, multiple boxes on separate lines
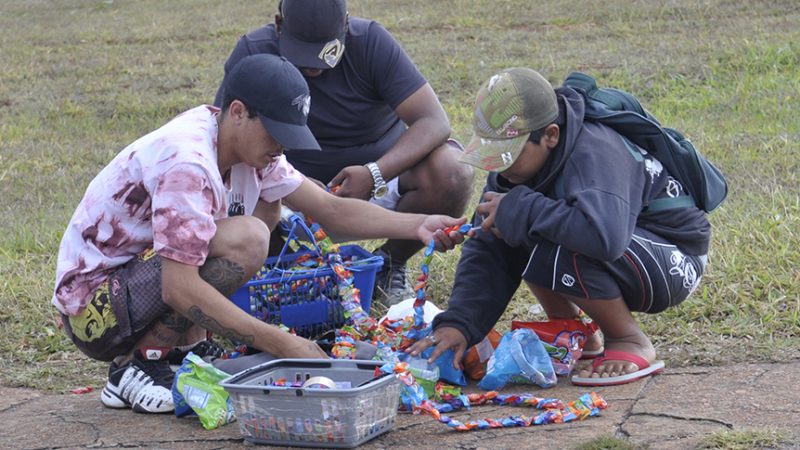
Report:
460,68,558,171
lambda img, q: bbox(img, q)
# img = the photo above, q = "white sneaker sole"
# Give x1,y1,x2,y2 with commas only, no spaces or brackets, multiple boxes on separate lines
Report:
101,373,174,413
100,385,129,409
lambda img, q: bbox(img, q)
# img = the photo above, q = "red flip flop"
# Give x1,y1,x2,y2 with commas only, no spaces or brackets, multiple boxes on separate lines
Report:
579,347,604,360
571,350,665,386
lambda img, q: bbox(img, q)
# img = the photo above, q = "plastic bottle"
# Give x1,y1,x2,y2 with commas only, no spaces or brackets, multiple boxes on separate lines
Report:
403,355,440,397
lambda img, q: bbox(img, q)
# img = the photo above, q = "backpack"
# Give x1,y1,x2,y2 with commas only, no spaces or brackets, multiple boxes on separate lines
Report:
563,72,728,213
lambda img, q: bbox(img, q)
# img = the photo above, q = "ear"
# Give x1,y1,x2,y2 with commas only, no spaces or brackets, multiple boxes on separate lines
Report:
227,100,248,123
275,14,282,32
543,124,560,149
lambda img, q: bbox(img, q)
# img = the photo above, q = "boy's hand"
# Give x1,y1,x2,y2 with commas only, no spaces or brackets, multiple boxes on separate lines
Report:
279,334,329,359
407,327,468,370
418,216,468,251
476,191,506,238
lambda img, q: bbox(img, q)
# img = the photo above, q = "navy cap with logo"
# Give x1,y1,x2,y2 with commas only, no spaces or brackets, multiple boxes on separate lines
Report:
223,54,320,151
279,0,347,70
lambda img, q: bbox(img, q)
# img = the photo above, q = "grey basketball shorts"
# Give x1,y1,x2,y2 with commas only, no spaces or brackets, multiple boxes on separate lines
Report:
62,249,170,361
522,228,707,313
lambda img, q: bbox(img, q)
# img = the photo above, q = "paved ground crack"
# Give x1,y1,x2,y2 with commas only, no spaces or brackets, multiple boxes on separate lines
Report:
750,366,772,384
616,374,660,438
627,411,734,429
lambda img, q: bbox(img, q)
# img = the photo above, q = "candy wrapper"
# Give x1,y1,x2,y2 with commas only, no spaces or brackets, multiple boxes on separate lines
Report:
477,329,556,390
462,328,502,381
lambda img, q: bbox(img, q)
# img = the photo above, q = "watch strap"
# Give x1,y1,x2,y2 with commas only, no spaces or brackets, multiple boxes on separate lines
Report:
365,162,386,198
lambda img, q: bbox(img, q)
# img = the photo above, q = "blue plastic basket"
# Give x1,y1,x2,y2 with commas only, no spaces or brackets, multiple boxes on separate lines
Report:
229,215,383,338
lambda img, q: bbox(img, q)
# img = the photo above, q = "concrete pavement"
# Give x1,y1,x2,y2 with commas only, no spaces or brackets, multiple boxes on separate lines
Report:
2,361,799,449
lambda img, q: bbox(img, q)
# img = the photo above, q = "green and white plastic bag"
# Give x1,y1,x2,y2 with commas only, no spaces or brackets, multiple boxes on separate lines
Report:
172,352,236,430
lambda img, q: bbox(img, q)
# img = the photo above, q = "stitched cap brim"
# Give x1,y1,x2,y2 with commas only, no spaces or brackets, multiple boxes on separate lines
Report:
459,132,530,171
260,115,321,151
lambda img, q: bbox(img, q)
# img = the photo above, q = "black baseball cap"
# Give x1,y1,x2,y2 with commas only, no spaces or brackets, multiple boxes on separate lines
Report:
279,0,347,70
223,54,320,151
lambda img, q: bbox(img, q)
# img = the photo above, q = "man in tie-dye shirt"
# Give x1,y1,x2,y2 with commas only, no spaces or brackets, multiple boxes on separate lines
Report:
53,54,465,414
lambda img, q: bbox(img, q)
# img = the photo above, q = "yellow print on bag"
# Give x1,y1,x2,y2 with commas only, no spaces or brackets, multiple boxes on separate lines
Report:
70,282,118,342
139,248,157,261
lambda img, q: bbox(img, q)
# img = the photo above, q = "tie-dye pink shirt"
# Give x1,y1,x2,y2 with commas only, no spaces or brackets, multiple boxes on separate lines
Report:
53,105,303,315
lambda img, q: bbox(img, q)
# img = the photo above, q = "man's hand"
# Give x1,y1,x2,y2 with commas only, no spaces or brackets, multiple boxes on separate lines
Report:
407,327,468,370
418,215,468,251
475,191,506,238
328,165,373,200
277,334,329,359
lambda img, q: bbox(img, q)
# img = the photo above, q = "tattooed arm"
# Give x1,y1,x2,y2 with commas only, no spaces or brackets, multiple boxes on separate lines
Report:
160,256,327,358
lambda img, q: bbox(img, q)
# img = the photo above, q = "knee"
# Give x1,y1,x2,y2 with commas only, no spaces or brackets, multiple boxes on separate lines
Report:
419,143,475,201
220,216,270,273
437,142,474,191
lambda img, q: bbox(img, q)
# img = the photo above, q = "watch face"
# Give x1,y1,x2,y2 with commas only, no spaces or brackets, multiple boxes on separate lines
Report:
374,184,389,199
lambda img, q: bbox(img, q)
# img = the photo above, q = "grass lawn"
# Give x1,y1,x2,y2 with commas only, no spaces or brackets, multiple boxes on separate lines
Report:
0,0,798,391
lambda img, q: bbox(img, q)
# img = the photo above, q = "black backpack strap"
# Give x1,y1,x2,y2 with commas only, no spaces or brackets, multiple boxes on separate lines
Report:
646,196,695,213
565,71,646,114
564,72,598,93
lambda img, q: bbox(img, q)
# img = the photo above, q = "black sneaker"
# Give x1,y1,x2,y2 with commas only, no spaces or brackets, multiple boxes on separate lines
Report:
373,249,415,307
167,339,228,368
100,348,175,413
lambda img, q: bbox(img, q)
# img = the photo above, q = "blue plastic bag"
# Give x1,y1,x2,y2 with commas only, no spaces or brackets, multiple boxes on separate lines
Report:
421,347,467,386
477,329,557,390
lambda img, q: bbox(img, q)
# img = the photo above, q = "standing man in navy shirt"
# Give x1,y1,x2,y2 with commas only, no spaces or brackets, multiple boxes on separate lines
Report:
215,0,474,305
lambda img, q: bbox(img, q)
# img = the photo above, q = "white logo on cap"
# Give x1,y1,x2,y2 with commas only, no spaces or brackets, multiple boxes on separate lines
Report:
487,74,501,91
292,94,311,117
501,151,514,166
318,39,344,68
496,114,518,137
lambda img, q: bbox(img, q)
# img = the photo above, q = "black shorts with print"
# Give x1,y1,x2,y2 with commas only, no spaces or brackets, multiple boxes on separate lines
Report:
522,228,707,313
62,249,170,361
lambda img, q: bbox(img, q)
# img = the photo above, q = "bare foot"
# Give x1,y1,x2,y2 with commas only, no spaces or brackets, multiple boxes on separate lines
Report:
583,330,604,354
577,337,657,379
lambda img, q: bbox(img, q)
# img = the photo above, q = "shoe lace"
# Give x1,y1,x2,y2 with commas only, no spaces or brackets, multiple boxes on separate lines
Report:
137,358,174,388
192,340,227,359
387,263,409,291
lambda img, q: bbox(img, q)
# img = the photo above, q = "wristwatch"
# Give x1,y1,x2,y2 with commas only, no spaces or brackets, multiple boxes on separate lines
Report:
365,162,388,199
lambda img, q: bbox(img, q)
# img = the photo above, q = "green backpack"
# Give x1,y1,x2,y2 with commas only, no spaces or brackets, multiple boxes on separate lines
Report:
563,72,728,213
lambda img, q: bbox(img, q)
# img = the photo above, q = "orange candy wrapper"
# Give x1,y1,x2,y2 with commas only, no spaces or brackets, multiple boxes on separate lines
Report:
462,329,502,381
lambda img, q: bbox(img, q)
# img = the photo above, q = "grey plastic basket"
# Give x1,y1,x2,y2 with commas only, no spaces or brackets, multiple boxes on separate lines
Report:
220,359,401,448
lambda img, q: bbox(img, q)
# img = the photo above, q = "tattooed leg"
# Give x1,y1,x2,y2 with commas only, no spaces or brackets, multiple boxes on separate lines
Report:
199,257,245,297
186,305,255,346
118,309,198,363
136,258,246,350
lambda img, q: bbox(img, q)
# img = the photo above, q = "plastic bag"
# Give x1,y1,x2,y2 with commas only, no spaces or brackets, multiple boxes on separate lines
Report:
421,347,467,386
477,329,557,390
511,318,598,375
379,297,443,324
172,353,236,430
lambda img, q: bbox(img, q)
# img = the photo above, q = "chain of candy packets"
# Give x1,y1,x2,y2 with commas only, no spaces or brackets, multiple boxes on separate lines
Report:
386,369,607,431
303,219,607,431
